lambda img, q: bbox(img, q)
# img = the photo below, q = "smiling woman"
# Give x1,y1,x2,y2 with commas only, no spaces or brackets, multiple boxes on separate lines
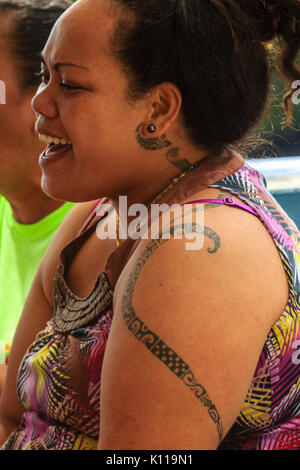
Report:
32,2,150,204
0,0,300,451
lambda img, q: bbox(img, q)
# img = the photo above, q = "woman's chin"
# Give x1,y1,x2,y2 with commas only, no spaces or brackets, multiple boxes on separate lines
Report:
41,177,101,204
41,177,72,202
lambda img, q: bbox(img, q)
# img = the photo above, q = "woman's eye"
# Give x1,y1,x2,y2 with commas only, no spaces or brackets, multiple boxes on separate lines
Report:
35,69,83,92
60,82,83,92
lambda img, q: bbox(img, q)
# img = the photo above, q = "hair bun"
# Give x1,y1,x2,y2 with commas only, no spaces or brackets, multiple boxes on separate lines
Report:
233,0,300,81
233,0,300,39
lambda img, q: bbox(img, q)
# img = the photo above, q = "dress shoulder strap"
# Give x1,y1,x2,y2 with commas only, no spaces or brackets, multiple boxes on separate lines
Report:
183,197,258,216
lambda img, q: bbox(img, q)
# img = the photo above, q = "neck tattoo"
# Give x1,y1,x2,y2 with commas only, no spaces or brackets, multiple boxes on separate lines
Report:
115,123,205,246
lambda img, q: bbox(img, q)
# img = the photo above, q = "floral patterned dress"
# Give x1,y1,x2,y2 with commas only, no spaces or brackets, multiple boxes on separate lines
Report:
2,152,300,450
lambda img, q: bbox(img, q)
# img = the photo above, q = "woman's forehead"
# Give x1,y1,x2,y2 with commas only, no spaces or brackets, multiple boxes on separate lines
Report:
43,0,118,64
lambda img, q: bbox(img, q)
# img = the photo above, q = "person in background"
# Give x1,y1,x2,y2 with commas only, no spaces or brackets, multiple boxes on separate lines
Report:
0,0,74,378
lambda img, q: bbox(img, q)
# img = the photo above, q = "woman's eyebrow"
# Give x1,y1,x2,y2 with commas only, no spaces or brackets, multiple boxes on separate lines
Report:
40,54,89,71
53,62,89,71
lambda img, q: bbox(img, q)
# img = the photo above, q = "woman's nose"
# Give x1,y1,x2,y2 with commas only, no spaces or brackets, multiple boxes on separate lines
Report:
31,83,58,120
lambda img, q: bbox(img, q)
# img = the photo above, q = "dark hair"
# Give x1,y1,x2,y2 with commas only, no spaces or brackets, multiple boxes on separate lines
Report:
0,0,72,89
111,0,300,155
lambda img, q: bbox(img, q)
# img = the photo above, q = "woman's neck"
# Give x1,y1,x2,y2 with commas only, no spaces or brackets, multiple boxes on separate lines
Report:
4,187,65,225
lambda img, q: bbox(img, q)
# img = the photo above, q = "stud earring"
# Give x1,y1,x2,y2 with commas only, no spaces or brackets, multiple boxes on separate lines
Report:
147,124,156,133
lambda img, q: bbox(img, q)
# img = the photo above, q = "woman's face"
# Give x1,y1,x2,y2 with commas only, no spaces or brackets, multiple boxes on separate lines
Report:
32,0,147,203
0,14,44,195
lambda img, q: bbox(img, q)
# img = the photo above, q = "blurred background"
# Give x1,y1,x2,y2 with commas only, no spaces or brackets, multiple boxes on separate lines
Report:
248,44,300,229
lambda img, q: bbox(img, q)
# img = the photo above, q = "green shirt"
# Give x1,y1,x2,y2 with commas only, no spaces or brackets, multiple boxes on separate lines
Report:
0,196,75,363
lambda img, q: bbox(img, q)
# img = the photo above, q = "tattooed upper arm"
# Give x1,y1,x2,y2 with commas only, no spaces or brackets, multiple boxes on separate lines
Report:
98,204,287,450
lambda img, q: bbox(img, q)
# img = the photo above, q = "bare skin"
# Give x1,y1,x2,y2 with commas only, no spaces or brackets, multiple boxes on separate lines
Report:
0,0,290,449
0,367,6,394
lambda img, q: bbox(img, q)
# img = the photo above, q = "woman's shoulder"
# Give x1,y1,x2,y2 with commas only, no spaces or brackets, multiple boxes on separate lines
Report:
122,184,290,328
101,185,290,449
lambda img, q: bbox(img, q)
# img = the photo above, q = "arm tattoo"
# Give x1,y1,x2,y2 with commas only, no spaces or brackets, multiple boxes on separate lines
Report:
135,123,193,172
120,221,224,444
203,227,221,254
159,205,221,254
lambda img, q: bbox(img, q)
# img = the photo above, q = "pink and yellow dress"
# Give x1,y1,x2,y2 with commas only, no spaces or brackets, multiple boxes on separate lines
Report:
2,151,300,450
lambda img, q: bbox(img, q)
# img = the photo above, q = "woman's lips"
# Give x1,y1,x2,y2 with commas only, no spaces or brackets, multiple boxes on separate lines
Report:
40,141,73,163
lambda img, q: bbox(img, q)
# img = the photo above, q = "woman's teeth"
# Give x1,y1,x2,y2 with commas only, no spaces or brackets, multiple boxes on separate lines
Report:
39,134,71,146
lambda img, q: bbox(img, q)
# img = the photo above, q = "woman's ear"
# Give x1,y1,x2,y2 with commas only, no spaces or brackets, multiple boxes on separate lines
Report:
141,82,182,138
